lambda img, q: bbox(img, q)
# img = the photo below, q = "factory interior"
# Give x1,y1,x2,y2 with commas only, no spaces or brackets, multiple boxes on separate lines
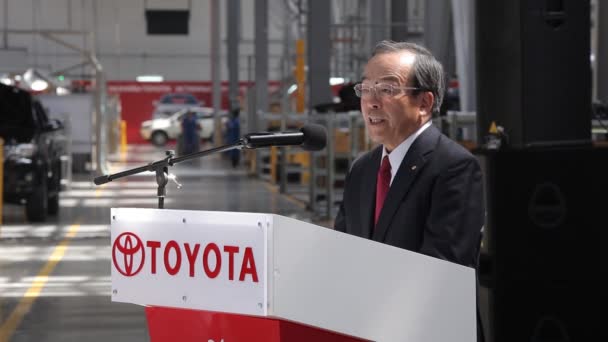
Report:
1,0,607,341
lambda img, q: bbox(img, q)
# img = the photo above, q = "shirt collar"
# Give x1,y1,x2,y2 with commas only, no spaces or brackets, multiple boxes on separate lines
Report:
381,120,432,184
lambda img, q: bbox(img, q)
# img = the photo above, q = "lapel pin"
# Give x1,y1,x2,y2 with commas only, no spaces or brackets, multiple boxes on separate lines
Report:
411,165,417,171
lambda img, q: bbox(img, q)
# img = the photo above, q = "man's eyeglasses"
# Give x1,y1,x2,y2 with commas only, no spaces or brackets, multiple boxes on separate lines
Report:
354,83,421,99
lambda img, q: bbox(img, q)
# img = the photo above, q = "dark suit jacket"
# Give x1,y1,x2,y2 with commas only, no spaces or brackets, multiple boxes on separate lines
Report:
334,124,485,268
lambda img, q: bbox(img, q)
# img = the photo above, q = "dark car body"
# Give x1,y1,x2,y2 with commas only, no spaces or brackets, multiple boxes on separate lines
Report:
1,84,65,222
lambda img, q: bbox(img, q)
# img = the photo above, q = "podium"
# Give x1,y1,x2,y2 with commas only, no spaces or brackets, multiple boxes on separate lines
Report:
110,208,476,341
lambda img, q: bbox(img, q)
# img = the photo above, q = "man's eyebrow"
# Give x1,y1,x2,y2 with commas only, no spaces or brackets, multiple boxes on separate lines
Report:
379,76,400,83
360,75,400,83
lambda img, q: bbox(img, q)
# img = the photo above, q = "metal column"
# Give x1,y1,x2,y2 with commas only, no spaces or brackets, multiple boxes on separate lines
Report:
424,0,454,80
391,0,408,41
367,0,387,53
254,0,268,133
451,0,476,112
91,0,107,175
210,0,222,146
307,0,332,109
227,0,240,111
247,55,255,134
3,0,8,48
598,0,608,102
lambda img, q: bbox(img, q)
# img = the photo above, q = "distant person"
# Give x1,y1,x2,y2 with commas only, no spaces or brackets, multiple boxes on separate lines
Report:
181,111,200,155
225,108,241,168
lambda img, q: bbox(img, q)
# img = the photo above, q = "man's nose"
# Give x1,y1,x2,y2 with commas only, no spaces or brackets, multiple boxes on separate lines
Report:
365,95,381,109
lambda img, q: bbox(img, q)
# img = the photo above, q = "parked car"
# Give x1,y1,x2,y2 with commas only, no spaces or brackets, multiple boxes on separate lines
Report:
140,107,227,147
0,83,66,222
151,93,202,119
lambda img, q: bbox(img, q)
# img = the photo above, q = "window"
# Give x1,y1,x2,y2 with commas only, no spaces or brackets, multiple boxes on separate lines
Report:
145,10,190,35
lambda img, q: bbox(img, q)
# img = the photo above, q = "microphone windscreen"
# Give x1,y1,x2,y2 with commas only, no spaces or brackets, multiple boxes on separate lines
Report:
94,175,110,185
300,124,327,151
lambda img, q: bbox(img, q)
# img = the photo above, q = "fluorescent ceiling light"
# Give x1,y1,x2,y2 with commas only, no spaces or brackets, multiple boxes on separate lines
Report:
136,75,164,82
0,77,13,85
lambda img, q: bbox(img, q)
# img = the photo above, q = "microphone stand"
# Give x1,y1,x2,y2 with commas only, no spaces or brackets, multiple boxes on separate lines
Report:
94,140,246,209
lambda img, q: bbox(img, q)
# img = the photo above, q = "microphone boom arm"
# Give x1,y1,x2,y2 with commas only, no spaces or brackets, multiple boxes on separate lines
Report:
92,123,326,209
93,140,246,209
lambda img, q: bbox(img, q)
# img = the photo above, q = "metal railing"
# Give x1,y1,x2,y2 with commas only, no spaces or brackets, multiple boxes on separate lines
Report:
254,111,372,219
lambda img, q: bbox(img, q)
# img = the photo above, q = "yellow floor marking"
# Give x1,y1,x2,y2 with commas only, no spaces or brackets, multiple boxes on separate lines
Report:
0,222,81,341
263,182,307,209
0,181,101,341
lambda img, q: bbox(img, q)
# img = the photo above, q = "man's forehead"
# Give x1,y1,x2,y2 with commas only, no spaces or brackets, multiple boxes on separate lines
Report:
362,51,415,82
361,56,410,83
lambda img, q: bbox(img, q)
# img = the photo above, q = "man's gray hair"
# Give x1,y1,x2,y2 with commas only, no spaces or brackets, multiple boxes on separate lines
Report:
372,40,445,115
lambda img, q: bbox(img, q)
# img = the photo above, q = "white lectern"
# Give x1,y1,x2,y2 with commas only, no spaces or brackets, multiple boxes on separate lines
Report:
110,208,476,342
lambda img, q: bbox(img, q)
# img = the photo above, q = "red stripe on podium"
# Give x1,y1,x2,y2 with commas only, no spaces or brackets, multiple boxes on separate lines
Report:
145,306,368,342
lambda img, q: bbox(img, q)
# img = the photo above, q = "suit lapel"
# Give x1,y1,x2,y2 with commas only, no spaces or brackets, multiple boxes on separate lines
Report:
372,125,441,242
360,146,382,239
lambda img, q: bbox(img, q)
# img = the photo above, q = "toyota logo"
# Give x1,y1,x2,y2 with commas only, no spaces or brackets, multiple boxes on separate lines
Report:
112,232,146,277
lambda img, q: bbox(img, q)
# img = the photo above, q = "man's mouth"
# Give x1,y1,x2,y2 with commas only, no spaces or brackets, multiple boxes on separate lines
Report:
368,117,386,125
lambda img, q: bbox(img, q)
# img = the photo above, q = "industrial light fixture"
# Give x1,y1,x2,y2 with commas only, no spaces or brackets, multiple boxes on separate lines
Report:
0,76,13,85
287,77,347,95
30,79,49,91
23,68,51,92
136,75,164,82
287,84,298,94
329,77,345,85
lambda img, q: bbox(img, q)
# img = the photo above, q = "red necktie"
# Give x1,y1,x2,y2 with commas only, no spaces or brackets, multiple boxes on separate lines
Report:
374,156,391,226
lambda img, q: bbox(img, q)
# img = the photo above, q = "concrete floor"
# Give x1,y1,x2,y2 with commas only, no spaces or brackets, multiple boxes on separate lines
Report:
0,143,318,342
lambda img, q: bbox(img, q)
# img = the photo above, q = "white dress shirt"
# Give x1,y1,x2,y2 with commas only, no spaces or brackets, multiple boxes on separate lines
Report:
381,120,432,185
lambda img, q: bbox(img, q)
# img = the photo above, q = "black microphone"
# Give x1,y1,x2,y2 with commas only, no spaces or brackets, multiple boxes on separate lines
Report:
243,124,327,151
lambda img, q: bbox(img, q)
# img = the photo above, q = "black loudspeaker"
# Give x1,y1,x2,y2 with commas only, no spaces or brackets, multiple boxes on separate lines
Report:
476,0,591,147
478,147,607,341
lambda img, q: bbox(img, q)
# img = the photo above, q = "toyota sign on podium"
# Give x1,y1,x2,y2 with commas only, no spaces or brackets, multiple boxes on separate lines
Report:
110,208,476,341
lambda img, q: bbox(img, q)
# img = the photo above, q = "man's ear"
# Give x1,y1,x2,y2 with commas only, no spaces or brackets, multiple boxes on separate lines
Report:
419,91,434,117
